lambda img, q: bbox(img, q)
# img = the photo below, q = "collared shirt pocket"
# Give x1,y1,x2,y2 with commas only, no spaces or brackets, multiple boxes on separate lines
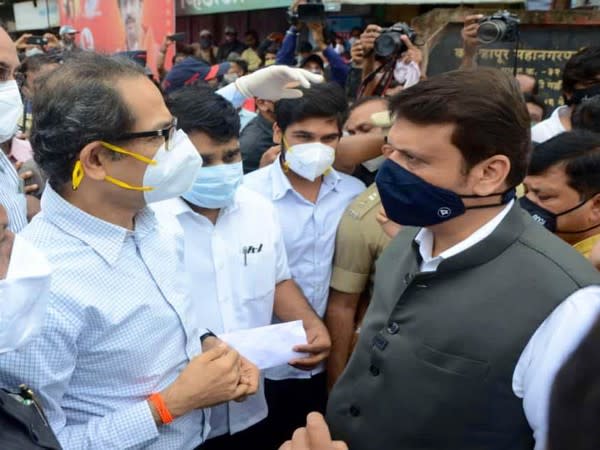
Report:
232,241,277,327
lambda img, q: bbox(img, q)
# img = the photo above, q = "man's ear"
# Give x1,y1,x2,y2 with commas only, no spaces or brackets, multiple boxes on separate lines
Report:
589,192,600,223
78,141,112,183
470,154,512,197
273,123,283,145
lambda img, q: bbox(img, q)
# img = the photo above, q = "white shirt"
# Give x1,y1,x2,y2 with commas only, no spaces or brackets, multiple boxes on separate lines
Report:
244,160,365,379
152,185,291,437
414,201,600,450
531,106,569,143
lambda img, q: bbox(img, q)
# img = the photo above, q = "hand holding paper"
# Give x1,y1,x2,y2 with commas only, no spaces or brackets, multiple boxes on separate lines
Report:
219,321,308,370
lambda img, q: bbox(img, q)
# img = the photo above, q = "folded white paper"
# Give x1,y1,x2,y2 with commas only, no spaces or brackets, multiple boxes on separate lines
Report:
219,320,308,370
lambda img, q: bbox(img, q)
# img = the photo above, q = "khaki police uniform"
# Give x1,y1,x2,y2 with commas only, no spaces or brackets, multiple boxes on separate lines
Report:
330,183,391,337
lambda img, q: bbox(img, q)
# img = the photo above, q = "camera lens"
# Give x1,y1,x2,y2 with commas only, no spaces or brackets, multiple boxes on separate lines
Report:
478,20,507,44
375,33,402,58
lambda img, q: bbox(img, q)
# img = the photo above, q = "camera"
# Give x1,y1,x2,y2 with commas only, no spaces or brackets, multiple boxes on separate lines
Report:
288,0,326,25
477,11,520,44
374,22,417,59
26,36,48,46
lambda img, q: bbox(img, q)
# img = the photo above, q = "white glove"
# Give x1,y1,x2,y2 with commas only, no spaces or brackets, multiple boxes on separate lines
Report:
235,65,324,101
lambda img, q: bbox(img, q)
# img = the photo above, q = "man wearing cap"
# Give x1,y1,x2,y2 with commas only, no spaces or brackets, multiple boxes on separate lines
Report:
59,25,79,53
162,57,231,94
217,27,246,63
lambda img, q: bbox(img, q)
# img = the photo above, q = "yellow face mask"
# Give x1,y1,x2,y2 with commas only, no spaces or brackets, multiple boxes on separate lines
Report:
71,142,157,191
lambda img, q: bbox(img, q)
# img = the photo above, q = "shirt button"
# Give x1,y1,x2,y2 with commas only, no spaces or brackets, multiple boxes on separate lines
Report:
349,405,360,417
369,365,380,376
387,322,400,335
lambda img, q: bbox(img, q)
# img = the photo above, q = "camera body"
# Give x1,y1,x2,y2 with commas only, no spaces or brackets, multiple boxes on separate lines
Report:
374,22,416,59
26,36,48,46
288,0,326,25
477,11,520,44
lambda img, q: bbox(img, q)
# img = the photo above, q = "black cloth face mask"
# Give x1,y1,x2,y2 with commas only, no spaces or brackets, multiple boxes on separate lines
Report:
520,196,600,234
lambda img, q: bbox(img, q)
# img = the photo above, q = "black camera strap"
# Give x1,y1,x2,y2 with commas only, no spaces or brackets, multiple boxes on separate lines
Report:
512,29,520,77
357,58,395,99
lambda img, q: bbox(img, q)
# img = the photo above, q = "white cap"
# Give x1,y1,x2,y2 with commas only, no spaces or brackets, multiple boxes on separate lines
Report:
59,25,78,35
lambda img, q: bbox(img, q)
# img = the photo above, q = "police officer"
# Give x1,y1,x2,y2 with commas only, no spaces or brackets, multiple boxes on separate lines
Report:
326,103,393,389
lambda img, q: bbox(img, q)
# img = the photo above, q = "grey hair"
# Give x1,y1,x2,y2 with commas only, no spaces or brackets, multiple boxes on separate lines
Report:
31,51,146,188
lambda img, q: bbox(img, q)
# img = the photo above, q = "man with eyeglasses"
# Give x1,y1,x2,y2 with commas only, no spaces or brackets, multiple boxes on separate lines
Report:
0,51,262,449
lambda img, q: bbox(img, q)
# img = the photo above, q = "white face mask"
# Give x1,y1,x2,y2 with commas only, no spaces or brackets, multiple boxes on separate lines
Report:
143,129,203,204
0,80,23,144
223,73,239,84
393,60,421,89
285,142,335,182
0,235,51,353
361,154,386,173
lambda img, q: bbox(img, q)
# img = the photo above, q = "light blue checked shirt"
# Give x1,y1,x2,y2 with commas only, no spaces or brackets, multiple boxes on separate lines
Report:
0,184,210,449
0,150,27,232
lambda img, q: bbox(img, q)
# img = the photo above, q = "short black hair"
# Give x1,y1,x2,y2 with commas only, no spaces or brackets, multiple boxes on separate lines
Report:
349,96,389,115
231,58,248,75
301,54,325,72
548,312,600,450
390,68,530,187
31,52,145,189
528,130,600,200
572,96,600,133
245,30,259,40
275,82,348,133
165,83,240,143
523,93,547,120
562,46,600,95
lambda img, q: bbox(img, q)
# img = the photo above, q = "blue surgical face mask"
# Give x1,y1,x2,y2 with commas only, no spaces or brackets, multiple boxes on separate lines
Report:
375,159,516,227
182,161,243,209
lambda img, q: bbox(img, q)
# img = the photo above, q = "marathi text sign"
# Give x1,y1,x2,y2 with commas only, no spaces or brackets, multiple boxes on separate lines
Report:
427,23,600,108
176,0,289,16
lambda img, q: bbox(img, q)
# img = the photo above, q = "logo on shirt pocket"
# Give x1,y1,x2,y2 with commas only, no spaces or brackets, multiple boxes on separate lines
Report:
242,244,263,266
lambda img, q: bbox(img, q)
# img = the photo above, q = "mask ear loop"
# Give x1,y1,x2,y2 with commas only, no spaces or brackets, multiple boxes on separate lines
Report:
99,142,157,192
72,161,84,190
104,176,153,192
281,136,291,173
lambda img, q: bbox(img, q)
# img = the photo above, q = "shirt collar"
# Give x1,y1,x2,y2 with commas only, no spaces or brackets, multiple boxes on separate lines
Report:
415,200,515,268
573,233,600,258
40,184,158,266
270,156,342,201
171,195,241,219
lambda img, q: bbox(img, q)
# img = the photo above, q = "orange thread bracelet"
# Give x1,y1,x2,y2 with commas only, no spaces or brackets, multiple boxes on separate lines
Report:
148,393,174,425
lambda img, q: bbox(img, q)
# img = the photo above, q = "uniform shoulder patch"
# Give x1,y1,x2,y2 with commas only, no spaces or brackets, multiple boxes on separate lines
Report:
347,186,381,220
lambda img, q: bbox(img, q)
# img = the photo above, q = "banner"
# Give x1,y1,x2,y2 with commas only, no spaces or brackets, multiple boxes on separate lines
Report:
176,0,289,16
59,0,174,75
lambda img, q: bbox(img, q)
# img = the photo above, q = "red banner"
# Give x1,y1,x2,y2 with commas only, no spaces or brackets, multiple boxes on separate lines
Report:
59,0,174,76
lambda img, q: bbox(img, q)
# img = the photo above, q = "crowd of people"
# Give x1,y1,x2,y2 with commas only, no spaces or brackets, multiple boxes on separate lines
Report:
2,5,600,450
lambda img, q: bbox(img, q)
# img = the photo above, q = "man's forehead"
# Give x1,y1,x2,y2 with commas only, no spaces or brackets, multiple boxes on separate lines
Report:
527,164,569,186
288,117,338,133
349,100,387,120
